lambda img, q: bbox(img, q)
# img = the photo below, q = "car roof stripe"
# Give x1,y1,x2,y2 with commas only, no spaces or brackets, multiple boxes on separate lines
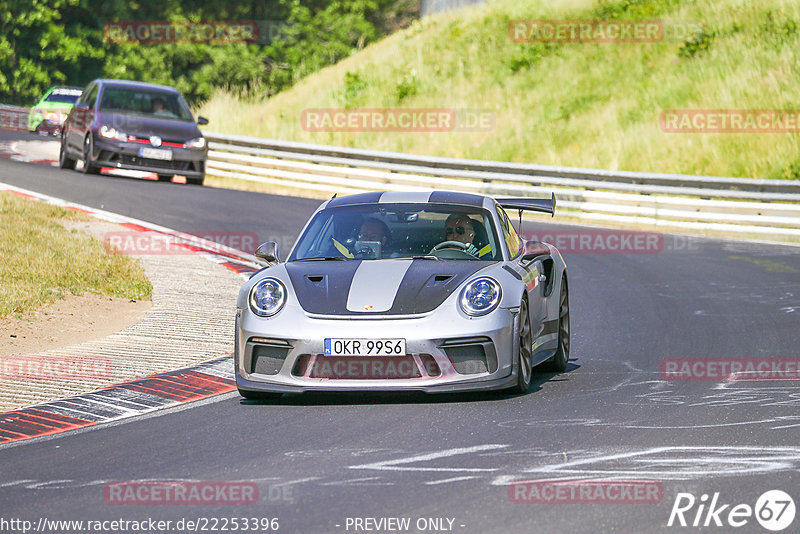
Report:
378,192,433,204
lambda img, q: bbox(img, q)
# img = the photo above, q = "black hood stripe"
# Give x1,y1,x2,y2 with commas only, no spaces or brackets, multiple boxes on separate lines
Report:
286,259,490,316
387,260,488,315
285,260,362,315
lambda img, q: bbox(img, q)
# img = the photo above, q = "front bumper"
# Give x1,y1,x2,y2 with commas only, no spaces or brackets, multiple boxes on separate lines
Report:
28,109,69,133
235,305,520,394
29,116,64,135
91,136,206,179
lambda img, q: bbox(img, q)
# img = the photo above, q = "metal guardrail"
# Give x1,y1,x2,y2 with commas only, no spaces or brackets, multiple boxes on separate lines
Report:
204,132,800,236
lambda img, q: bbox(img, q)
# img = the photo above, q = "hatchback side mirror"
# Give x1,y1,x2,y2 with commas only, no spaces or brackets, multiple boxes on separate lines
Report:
255,241,280,266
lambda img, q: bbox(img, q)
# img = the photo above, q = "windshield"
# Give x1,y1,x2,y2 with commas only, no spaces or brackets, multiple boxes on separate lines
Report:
44,88,81,104
98,87,193,121
289,203,502,261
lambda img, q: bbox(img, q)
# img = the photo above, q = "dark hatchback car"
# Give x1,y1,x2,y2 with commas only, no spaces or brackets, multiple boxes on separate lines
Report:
59,79,208,185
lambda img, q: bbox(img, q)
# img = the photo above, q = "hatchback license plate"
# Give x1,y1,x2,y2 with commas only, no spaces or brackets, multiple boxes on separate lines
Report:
139,147,173,160
324,338,406,356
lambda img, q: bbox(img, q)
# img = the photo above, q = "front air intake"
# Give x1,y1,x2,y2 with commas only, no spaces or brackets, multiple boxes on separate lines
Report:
248,339,292,375
441,337,498,374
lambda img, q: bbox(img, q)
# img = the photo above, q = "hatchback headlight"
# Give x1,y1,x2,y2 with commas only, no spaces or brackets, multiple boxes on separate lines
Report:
459,277,501,316
185,137,205,149
99,125,128,142
249,278,286,317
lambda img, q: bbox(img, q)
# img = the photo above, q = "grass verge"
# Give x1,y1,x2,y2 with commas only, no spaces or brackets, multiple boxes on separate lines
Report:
0,192,152,318
199,0,800,180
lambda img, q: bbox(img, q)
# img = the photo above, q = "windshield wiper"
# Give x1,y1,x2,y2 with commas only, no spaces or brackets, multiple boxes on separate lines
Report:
407,255,442,261
294,256,350,262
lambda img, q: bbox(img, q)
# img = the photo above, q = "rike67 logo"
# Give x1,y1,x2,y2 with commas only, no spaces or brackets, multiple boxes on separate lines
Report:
668,490,795,531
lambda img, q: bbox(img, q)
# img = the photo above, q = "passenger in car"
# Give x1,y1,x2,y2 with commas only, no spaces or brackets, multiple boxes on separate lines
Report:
357,217,390,246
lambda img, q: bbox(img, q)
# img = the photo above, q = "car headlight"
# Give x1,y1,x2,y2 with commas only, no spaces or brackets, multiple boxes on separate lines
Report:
249,278,286,317
98,125,128,141
459,277,502,316
185,137,205,149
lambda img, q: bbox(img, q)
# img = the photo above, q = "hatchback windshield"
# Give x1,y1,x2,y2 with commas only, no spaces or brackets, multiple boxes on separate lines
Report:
44,88,82,104
99,87,193,121
289,203,502,261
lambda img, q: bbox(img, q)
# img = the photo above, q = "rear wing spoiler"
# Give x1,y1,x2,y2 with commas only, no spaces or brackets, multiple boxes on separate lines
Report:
497,193,556,218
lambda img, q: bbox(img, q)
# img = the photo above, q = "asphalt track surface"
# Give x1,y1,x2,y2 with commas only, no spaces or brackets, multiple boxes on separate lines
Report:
1,148,800,534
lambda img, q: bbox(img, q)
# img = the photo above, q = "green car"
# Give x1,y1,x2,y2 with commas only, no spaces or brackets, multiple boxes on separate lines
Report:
28,86,84,135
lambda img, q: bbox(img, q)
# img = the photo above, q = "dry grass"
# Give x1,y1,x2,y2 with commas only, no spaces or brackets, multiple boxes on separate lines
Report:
0,192,152,318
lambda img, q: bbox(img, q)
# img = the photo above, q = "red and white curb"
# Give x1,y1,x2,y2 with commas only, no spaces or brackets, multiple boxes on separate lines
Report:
0,356,234,446
0,139,59,165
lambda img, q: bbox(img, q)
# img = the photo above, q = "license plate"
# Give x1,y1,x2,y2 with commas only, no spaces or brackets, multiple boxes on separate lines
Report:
139,147,173,160
324,338,406,356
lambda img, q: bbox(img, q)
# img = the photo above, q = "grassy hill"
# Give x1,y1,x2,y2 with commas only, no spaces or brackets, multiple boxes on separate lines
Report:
198,0,800,180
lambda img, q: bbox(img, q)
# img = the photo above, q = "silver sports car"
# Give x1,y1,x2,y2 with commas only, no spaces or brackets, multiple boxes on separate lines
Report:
235,191,569,399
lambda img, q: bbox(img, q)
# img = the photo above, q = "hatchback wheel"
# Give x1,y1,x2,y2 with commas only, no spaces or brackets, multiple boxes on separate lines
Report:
81,135,99,175
58,137,75,170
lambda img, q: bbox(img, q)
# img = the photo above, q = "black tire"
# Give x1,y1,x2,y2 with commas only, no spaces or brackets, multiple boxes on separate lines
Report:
81,135,99,175
507,297,533,394
58,138,76,170
541,277,570,373
238,388,282,401
157,174,173,182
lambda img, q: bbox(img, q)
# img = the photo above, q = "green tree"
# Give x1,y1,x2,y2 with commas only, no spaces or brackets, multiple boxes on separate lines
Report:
0,0,105,104
0,0,418,106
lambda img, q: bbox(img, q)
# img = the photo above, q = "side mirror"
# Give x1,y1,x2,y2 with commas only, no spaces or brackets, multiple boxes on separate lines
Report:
521,240,550,263
74,103,89,111
197,116,209,125
255,241,280,266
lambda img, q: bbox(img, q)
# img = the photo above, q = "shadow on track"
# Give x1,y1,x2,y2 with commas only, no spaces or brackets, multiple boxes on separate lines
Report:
238,361,580,406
